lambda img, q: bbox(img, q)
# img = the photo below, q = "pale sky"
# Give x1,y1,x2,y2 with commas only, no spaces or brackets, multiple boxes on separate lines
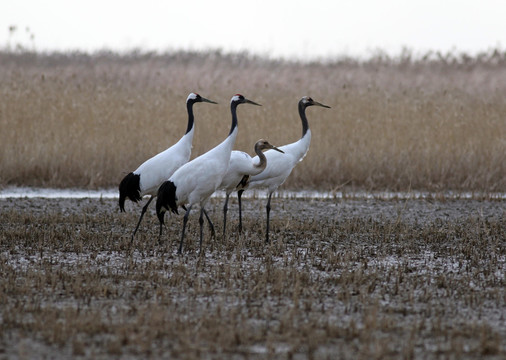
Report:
1,0,505,60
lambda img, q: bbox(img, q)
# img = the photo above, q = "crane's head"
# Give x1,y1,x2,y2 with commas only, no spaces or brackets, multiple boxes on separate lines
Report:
231,94,262,107
187,93,217,104
255,139,284,153
300,96,331,109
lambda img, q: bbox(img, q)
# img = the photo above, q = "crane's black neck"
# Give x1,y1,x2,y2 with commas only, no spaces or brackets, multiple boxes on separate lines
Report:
298,101,309,138
185,101,195,134
229,102,239,136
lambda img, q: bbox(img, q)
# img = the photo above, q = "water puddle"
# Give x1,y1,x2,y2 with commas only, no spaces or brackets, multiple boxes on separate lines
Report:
0,186,504,200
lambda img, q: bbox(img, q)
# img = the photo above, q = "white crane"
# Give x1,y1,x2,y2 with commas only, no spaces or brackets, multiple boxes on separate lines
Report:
156,94,261,254
219,139,284,238
238,96,330,243
118,93,217,242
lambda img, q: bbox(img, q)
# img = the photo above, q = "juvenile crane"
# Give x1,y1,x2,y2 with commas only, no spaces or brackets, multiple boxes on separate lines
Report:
156,94,261,254
219,139,284,238
238,96,330,243
118,93,217,242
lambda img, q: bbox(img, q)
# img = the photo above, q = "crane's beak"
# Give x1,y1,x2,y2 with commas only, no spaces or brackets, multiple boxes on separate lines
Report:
314,101,331,108
245,99,262,106
201,97,218,104
270,145,284,153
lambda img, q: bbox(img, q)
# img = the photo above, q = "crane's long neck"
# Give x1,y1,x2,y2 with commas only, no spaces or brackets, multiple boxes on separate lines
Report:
228,102,239,136
185,101,195,135
298,101,309,138
254,146,268,171
215,102,239,160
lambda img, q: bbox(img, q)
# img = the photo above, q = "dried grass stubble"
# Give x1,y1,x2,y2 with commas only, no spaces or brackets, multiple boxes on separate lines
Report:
0,197,505,359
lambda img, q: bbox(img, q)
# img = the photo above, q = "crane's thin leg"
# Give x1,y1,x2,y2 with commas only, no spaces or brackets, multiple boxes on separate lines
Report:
178,205,192,254
131,196,154,244
237,190,244,233
203,209,215,239
223,194,229,239
265,192,273,243
158,213,164,243
199,208,205,253
158,210,170,245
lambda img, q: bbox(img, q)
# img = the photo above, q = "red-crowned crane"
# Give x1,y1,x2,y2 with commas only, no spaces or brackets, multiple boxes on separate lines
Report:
237,96,330,243
118,93,217,242
219,139,284,239
156,94,261,254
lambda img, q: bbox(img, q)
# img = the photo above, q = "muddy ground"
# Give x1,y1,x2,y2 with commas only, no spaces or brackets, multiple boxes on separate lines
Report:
0,196,505,359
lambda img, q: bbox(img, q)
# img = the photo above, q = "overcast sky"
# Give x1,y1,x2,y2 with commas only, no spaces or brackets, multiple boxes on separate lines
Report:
2,0,505,60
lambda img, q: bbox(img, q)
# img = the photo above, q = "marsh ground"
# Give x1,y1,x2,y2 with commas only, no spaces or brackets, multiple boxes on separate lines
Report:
1,196,504,359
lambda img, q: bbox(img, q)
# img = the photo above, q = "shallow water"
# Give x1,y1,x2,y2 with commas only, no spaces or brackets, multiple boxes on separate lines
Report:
0,186,505,200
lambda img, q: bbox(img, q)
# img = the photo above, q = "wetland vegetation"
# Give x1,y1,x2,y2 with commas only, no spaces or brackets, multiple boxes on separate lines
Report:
0,49,505,358
1,197,504,359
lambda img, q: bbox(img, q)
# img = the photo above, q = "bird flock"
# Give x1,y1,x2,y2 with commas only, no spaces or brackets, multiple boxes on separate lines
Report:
119,93,330,254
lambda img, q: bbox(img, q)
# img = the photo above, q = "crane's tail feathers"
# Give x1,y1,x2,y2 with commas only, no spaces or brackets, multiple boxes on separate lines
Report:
156,181,179,220
118,172,142,212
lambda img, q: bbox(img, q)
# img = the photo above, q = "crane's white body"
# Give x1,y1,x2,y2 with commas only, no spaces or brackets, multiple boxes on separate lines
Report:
172,127,237,207
119,93,216,242
220,150,265,194
234,96,330,243
134,130,193,197
247,130,311,192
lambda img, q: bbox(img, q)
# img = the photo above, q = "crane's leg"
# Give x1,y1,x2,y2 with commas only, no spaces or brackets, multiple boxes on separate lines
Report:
222,193,229,239
237,190,244,233
178,205,192,254
158,211,170,245
158,213,164,242
199,208,205,253
131,196,154,244
157,205,166,244
203,209,215,238
265,192,273,243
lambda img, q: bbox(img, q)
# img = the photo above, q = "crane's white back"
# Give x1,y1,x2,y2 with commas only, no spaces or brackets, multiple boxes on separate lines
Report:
134,131,194,196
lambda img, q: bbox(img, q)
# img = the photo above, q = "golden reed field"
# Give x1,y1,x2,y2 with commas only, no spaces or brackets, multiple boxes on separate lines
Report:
0,50,505,191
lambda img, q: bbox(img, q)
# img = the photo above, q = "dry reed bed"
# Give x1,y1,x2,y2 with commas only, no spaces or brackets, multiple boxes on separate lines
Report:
0,51,506,191
0,197,505,359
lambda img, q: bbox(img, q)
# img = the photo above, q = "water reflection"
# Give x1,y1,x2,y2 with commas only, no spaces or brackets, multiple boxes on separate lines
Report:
1,187,504,200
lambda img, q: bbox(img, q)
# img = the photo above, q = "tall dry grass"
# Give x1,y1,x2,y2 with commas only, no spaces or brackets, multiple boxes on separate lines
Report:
0,50,505,191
